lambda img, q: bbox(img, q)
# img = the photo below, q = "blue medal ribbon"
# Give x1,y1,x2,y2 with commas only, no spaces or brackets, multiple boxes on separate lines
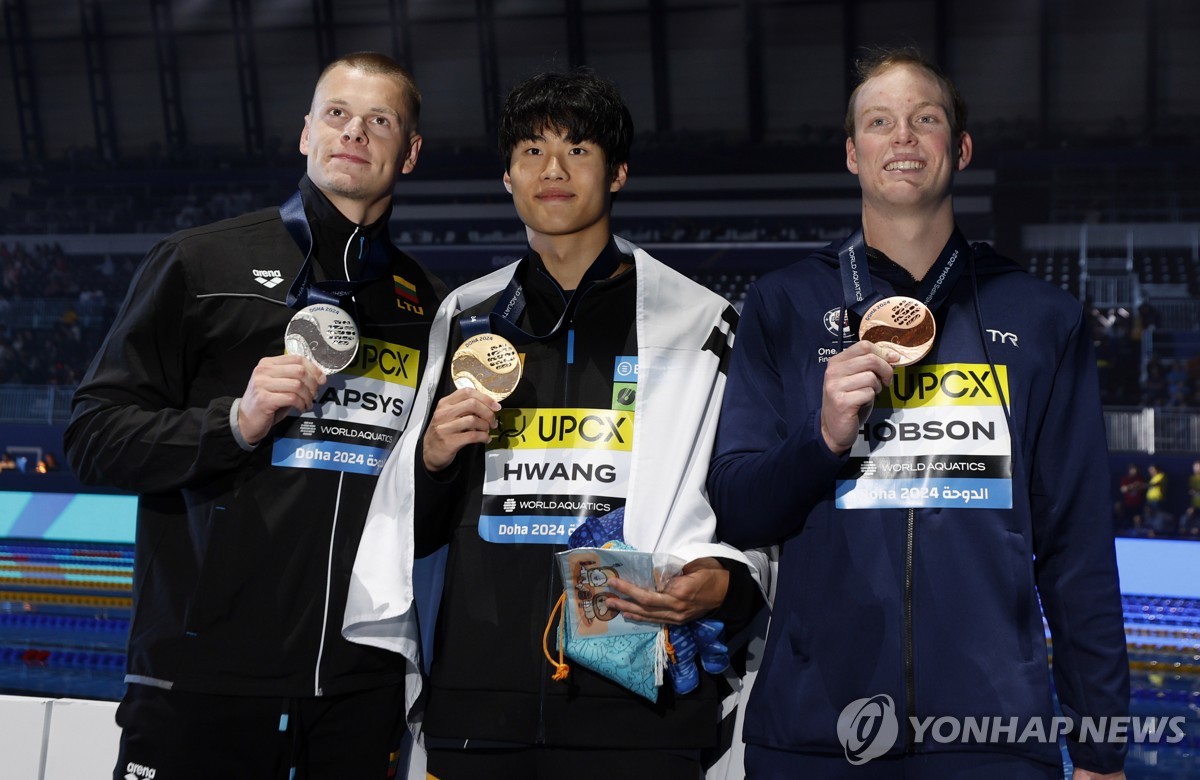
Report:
837,226,973,333
460,242,625,344
279,190,393,311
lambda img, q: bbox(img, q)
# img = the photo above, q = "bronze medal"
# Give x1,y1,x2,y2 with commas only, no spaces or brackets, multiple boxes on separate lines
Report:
858,296,936,366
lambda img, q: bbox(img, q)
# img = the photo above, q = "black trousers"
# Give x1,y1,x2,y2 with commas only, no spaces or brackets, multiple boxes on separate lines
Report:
113,682,407,780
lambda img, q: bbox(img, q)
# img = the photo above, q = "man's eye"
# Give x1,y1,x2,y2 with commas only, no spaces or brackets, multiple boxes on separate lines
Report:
569,147,586,155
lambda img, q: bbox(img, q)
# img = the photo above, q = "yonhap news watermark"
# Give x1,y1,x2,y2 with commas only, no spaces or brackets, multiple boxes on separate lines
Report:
837,694,1187,765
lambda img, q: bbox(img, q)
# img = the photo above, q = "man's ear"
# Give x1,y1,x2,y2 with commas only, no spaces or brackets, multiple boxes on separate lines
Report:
955,131,973,171
299,115,312,155
503,170,513,195
846,136,859,175
609,162,629,194
400,134,423,175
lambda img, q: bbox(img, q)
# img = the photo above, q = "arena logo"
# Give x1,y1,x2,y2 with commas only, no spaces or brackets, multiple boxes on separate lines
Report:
252,268,284,288
836,696,1187,765
124,762,156,780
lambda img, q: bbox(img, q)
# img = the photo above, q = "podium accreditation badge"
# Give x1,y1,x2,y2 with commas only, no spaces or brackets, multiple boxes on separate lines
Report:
451,333,522,401
284,303,360,374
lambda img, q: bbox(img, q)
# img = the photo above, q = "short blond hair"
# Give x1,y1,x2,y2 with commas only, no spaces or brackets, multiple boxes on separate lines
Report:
844,46,966,140
314,52,421,132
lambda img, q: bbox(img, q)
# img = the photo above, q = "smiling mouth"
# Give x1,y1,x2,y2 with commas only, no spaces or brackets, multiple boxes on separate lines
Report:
885,160,925,171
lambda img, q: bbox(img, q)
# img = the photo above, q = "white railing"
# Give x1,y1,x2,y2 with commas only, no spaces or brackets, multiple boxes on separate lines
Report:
0,386,76,424
1104,406,1200,454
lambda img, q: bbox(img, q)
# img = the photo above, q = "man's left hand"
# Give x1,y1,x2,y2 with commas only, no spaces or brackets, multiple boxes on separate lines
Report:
1073,770,1126,780
601,557,729,625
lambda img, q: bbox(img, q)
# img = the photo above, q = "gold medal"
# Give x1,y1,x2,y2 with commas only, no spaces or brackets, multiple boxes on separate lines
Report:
284,304,359,374
451,333,522,401
858,296,936,366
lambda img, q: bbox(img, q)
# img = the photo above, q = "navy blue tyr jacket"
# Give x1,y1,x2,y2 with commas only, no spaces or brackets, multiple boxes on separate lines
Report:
708,233,1129,773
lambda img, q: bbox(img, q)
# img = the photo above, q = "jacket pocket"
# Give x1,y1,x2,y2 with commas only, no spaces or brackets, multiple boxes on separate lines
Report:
182,504,256,636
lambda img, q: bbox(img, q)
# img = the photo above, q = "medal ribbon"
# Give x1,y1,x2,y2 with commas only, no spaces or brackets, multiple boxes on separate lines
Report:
837,226,973,327
279,190,393,311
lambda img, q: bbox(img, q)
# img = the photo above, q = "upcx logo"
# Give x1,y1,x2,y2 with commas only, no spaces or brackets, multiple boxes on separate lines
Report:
836,694,899,764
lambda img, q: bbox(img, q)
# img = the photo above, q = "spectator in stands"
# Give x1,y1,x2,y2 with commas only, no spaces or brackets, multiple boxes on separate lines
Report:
1146,463,1168,532
1141,358,1168,407
37,452,60,473
64,52,445,780
707,46,1129,779
1127,513,1153,538
1187,459,1200,519
1136,301,1161,332
0,241,128,386
1179,506,1200,539
1166,359,1191,405
0,452,16,473
1117,463,1148,532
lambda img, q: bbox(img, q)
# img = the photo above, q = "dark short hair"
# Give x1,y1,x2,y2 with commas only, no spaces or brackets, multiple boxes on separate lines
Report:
315,52,421,132
843,46,967,140
498,69,633,179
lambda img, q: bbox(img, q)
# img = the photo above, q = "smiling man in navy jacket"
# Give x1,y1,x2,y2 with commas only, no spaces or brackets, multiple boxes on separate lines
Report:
708,47,1129,779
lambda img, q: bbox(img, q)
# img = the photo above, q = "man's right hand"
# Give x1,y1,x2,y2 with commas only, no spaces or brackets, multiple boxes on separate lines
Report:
238,355,327,445
820,339,899,455
423,387,501,472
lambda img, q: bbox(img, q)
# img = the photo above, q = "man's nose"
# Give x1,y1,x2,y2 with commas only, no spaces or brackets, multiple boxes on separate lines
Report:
541,154,565,179
342,116,367,143
894,120,916,144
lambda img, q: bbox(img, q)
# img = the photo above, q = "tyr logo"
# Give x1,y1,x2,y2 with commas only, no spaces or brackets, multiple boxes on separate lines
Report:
987,329,1019,347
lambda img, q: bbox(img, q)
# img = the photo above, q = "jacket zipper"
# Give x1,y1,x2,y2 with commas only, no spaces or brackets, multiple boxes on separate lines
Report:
313,230,362,696
536,286,584,742
314,471,346,696
903,506,916,750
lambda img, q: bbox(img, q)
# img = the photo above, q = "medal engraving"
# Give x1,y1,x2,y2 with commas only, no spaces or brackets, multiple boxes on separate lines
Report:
858,296,936,366
284,304,360,374
452,333,522,401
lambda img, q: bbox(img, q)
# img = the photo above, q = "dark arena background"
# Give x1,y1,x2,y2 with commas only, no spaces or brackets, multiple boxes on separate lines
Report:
1,1,1199,777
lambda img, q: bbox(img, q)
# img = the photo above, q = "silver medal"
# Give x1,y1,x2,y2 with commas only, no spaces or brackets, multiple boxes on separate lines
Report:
284,303,360,374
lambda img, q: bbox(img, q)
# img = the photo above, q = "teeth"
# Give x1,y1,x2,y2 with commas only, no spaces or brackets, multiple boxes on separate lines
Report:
886,160,924,171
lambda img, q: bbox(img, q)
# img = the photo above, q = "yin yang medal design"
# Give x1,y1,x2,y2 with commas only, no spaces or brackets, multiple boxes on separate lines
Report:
284,303,360,374
858,295,936,366
451,333,522,401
